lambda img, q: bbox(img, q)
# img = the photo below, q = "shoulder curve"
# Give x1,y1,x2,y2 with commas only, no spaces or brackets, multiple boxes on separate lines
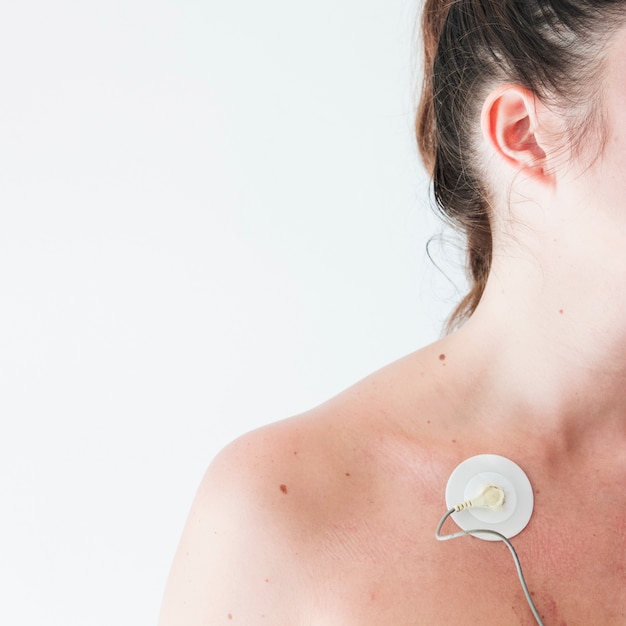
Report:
159,342,462,625
158,415,341,626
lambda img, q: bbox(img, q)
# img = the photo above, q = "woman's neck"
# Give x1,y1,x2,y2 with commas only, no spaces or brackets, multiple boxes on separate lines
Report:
452,252,626,451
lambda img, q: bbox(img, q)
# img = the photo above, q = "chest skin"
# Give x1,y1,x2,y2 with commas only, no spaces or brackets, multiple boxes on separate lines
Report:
295,449,626,626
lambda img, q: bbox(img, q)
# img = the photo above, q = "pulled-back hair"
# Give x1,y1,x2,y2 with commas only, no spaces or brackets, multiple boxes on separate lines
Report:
416,0,626,330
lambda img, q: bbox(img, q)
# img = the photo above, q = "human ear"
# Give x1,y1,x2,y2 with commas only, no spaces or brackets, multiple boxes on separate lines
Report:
481,85,549,177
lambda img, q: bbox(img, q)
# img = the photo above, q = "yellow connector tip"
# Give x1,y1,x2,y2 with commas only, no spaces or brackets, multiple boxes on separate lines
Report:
478,484,506,511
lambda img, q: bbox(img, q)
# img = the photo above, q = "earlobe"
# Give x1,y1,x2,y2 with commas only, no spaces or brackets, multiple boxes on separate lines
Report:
481,85,548,176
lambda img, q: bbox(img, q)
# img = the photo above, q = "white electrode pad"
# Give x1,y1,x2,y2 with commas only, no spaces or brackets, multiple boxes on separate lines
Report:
445,454,534,541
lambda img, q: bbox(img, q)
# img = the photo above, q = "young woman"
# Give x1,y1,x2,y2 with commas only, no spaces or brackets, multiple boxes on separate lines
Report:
159,2,626,623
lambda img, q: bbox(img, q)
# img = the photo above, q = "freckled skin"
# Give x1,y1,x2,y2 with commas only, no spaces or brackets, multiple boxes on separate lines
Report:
158,341,626,625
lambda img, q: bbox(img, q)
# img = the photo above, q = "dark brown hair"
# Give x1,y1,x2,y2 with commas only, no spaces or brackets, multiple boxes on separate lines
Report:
416,0,626,330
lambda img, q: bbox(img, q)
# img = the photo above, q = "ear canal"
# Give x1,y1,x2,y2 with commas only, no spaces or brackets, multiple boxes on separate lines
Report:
510,117,545,164
509,116,531,149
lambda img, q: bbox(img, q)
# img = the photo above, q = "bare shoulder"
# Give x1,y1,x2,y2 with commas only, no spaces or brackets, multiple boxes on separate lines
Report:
157,413,323,625
158,346,461,625
157,412,361,625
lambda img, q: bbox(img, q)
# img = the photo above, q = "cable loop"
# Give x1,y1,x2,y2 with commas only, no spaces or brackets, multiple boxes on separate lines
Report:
435,507,545,626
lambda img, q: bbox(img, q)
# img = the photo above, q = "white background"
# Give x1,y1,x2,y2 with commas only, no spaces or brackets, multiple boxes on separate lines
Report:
0,1,466,624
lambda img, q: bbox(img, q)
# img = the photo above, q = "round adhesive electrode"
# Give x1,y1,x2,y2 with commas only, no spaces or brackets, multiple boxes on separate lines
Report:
445,454,534,541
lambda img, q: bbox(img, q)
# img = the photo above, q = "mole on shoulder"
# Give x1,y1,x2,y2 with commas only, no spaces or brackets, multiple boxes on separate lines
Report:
439,353,446,361
279,484,288,494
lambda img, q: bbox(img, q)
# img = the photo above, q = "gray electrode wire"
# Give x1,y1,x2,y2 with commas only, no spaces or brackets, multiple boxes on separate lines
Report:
436,508,545,626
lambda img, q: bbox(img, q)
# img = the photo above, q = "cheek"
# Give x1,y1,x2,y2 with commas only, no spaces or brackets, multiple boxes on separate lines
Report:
601,89,626,183
602,155,626,204
584,126,626,207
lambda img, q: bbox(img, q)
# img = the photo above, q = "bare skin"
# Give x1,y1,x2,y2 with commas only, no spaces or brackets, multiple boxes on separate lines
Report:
159,24,626,626
158,332,626,625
